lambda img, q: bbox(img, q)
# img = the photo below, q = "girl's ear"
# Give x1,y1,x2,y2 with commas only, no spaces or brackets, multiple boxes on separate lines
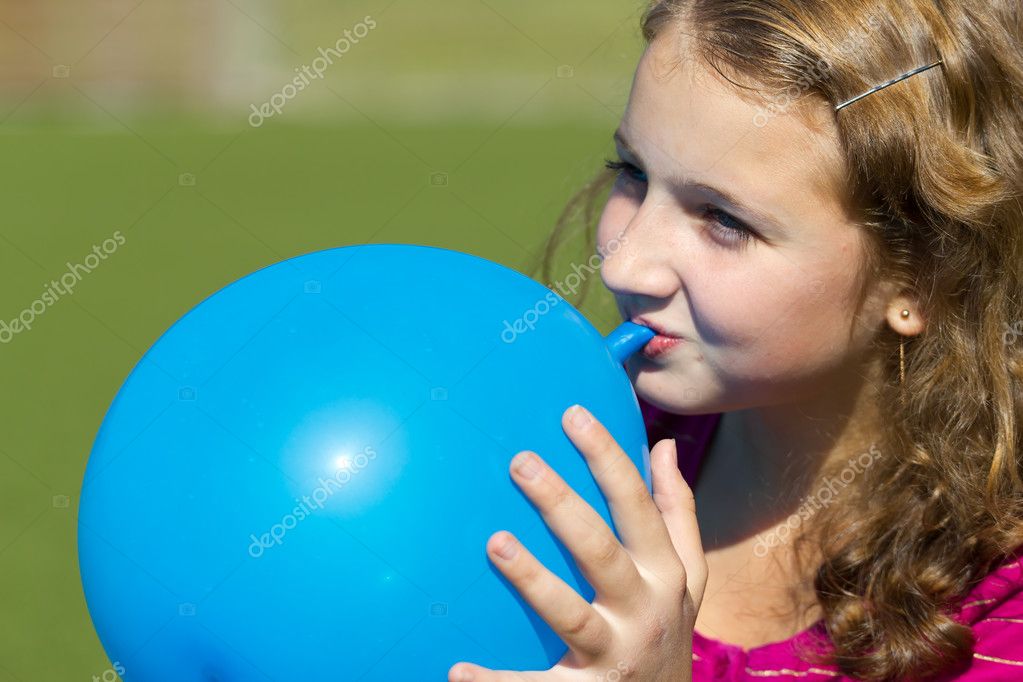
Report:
885,293,926,336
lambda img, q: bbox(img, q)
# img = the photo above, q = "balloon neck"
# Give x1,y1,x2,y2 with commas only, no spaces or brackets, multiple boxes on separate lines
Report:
605,321,655,364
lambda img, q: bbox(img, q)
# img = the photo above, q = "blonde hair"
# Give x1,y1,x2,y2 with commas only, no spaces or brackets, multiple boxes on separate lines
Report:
533,1,1023,678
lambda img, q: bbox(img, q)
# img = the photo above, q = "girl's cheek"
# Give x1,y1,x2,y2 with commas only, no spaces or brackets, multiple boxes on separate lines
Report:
694,268,856,381
685,264,783,345
595,192,637,252
687,263,823,362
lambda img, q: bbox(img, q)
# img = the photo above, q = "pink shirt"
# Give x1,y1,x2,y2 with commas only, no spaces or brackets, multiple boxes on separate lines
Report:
639,397,1023,680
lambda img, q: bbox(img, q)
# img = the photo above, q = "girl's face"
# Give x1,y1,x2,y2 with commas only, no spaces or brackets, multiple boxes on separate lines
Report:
597,30,896,414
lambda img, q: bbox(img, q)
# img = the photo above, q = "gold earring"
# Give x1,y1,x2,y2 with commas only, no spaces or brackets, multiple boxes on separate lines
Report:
899,309,910,385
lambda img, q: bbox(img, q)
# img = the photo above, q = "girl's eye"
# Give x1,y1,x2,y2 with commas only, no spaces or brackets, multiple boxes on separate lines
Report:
603,156,756,248
704,206,756,247
604,157,647,184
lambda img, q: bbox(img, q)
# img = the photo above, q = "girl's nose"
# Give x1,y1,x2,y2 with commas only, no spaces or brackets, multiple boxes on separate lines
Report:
599,210,680,301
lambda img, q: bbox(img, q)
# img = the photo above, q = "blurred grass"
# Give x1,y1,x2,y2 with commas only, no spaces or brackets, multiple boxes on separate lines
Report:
0,0,643,677
0,118,625,678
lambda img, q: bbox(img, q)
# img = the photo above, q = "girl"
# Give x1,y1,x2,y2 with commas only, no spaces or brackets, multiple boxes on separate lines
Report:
450,0,1023,679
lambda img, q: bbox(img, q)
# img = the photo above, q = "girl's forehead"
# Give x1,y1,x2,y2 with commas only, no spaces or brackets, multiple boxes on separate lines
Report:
623,35,848,217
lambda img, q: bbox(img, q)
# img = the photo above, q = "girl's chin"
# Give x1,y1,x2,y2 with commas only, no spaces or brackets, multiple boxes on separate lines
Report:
632,371,717,413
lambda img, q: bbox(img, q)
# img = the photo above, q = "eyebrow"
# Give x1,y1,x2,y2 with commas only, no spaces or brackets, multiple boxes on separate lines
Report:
613,128,785,232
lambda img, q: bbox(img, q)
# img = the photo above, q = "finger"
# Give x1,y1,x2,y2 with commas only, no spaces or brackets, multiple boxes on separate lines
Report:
562,404,677,570
486,529,612,659
509,450,643,604
448,661,545,682
651,437,708,608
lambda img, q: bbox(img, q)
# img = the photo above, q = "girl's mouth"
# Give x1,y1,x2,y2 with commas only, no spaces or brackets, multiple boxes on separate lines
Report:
641,334,684,359
630,315,686,359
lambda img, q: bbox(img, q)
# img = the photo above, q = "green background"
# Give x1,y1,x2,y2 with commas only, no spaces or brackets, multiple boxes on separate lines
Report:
0,1,643,678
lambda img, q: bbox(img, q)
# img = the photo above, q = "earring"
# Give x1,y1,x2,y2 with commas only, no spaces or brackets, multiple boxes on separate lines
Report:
899,309,910,385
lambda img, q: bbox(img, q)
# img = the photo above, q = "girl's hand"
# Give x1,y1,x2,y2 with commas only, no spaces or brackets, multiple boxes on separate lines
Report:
448,404,707,682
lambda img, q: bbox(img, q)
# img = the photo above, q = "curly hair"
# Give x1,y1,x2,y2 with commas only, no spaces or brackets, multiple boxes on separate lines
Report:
531,0,1023,679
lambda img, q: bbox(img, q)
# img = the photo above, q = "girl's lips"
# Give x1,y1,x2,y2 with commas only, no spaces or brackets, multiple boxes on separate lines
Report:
641,334,684,359
629,315,686,358
630,315,682,338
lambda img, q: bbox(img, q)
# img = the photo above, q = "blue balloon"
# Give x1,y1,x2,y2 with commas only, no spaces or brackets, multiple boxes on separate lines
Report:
78,244,655,681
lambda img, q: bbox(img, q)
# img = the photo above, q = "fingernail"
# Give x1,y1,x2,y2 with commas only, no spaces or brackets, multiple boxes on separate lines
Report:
663,438,678,464
453,665,474,682
495,535,518,560
513,451,540,479
568,404,592,429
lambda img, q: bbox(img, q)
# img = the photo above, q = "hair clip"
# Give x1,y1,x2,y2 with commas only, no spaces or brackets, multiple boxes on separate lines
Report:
835,59,944,111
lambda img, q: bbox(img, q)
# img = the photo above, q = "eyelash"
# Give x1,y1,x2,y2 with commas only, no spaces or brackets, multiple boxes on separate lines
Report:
603,157,756,246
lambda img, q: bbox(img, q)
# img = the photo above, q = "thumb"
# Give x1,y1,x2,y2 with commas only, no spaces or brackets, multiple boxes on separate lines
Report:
651,437,708,607
449,661,544,681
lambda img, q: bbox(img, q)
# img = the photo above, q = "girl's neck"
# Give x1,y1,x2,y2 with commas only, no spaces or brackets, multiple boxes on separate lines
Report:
696,354,884,551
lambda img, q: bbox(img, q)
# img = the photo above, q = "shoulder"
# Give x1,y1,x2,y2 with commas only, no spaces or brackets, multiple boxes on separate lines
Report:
638,395,721,447
638,395,722,481
948,545,1023,678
